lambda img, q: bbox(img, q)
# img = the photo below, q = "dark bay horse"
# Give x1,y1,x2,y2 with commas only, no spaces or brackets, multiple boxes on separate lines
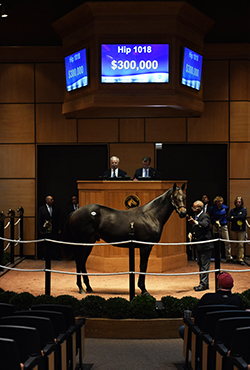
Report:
66,183,187,295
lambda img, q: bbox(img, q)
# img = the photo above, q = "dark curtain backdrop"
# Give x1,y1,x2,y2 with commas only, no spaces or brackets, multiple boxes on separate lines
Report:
37,144,108,226
157,144,228,213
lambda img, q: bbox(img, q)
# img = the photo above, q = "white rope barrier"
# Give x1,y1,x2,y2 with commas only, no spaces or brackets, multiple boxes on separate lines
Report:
0,263,250,277
1,236,250,277
14,218,21,226
2,236,250,246
4,221,10,230
14,239,20,247
3,243,10,251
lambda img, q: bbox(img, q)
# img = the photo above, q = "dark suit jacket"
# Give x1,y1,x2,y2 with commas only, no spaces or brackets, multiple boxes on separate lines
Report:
103,168,127,179
190,212,214,252
133,167,160,180
203,202,211,214
66,204,79,215
38,204,62,236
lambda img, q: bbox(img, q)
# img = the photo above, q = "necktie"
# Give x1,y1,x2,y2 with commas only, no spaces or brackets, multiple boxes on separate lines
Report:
49,207,52,216
113,169,116,177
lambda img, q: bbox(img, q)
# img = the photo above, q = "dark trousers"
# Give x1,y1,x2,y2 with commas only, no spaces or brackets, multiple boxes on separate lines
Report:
38,233,61,260
196,249,212,287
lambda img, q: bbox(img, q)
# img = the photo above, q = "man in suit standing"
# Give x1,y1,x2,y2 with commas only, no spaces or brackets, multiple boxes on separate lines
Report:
38,195,62,260
67,195,79,215
103,156,127,179
133,156,160,180
188,200,214,291
201,194,210,213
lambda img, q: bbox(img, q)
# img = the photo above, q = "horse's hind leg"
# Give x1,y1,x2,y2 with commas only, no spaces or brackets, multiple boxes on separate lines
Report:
75,254,85,294
138,246,152,295
75,246,93,294
81,246,93,293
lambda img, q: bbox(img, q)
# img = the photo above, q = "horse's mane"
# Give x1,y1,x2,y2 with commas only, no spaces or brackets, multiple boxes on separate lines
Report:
141,187,172,210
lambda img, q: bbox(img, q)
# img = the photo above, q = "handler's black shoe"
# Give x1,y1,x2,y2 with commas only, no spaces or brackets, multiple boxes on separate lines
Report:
194,285,209,292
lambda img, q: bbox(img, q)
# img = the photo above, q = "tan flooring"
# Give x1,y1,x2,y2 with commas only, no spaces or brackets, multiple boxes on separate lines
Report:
0,258,249,300
1,258,249,369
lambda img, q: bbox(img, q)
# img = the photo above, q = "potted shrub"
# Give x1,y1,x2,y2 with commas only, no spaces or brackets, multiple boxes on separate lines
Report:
80,295,107,318
106,297,131,319
9,292,35,311
0,290,17,303
131,295,158,319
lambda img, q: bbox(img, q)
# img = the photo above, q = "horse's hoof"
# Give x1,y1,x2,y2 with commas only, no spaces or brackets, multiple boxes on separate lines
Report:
78,288,85,294
141,291,151,296
86,287,93,293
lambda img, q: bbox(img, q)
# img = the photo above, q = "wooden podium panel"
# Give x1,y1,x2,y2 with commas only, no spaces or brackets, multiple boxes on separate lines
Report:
77,180,187,272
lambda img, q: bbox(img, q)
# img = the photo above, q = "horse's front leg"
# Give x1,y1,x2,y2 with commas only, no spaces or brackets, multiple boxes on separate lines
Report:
138,245,153,295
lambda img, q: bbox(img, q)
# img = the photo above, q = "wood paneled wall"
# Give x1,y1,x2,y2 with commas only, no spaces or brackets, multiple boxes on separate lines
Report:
0,44,249,258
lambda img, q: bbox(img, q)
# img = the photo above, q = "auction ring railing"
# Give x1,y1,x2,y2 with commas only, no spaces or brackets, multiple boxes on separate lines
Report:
0,207,24,270
0,235,250,300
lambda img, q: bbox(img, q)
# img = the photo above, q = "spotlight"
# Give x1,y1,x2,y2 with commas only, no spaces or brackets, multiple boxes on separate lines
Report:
1,4,8,17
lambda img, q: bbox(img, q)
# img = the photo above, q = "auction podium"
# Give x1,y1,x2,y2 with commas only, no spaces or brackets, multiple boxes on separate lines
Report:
77,180,187,272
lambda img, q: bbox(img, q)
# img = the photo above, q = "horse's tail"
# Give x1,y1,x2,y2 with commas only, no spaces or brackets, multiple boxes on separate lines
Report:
61,213,74,259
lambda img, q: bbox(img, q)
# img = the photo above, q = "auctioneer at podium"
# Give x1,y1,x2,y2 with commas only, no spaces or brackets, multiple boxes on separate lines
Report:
103,156,129,179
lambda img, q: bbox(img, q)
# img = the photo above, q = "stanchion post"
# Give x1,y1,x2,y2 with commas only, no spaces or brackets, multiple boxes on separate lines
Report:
129,243,135,301
214,229,221,291
45,239,51,296
0,211,5,272
8,209,15,264
17,206,24,258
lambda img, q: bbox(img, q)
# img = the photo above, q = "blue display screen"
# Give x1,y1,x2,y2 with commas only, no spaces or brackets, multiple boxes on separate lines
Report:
181,47,203,90
101,44,169,83
65,48,88,92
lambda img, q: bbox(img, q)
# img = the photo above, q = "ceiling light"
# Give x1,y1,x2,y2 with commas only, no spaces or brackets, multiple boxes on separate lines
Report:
1,4,8,17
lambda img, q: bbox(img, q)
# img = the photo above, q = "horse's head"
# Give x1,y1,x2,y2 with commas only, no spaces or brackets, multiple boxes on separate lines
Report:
171,183,187,218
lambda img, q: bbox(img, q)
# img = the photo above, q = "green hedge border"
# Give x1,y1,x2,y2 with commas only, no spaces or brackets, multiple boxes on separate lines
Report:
0,287,249,319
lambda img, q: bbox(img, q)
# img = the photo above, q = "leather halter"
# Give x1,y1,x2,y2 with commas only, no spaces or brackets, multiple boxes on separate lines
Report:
171,194,186,215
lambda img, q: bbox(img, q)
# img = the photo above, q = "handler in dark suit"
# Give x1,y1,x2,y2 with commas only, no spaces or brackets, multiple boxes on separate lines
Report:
188,200,214,291
133,156,160,180
38,195,62,259
103,156,127,179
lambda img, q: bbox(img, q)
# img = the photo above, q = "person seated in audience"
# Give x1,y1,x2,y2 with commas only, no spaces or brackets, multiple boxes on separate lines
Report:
195,272,243,311
103,156,127,179
179,272,243,339
133,156,160,180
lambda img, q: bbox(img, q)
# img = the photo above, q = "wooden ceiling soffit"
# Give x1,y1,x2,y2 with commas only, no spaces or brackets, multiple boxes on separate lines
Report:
53,1,213,118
